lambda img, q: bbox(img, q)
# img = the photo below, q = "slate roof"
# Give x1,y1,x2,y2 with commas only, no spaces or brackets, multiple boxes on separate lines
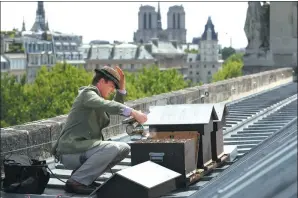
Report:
138,45,155,59
89,43,155,60
192,37,201,45
191,119,298,198
114,43,137,60
90,44,113,60
151,41,184,54
201,16,218,41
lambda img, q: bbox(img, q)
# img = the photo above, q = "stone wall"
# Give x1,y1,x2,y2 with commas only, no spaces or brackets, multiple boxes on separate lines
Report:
269,2,298,68
0,68,294,160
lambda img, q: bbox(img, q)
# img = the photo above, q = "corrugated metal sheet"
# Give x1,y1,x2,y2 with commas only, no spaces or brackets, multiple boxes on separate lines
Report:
190,119,297,198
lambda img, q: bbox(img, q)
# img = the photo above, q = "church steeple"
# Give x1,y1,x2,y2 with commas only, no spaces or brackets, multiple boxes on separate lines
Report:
157,2,162,30
31,1,46,32
22,17,26,31
201,16,218,41
45,19,49,31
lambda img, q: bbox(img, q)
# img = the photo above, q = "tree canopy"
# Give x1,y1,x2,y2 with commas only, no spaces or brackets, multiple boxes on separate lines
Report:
221,47,236,60
1,63,189,127
212,53,244,82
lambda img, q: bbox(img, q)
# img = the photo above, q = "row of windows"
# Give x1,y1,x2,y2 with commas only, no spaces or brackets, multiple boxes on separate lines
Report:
189,64,215,68
1,63,9,70
189,71,212,75
29,55,55,65
188,57,218,62
56,45,77,51
56,54,83,61
25,43,53,52
10,59,26,70
53,36,80,43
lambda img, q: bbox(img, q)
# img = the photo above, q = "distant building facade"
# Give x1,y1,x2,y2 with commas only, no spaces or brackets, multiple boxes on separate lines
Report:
186,17,223,84
52,32,85,67
24,37,55,82
134,3,187,44
2,53,27,82
85,43,155,72
144,38,186,71
0,1,85,82
1,55,10,73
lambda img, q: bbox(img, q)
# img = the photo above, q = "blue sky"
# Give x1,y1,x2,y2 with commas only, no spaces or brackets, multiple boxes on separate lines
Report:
1,1,248,49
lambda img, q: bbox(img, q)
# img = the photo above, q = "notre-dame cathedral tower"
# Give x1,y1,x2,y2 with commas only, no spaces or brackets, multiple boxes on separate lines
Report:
133,2,187,44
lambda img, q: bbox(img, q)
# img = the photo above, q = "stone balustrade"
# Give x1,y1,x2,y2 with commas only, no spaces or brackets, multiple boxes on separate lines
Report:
0,68,294,160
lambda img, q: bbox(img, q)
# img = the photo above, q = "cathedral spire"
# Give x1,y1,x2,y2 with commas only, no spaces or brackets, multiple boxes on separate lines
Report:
157,2,162,30
37,1,45,19
45,19,49,31
31,1,46,32
22,17,26,31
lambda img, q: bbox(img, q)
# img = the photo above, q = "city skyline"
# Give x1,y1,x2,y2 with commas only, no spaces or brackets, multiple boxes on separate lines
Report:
1,1,248,48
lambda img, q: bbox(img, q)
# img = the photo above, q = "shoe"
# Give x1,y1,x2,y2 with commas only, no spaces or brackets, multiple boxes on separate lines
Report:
90,181,101,187
65,179,96,195
71,169,101,188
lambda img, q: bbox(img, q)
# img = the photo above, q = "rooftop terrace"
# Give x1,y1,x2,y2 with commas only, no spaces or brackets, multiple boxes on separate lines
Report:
0,67,296,198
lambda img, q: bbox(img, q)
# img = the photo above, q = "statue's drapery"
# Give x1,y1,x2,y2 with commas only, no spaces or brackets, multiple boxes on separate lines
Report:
244,1,270,50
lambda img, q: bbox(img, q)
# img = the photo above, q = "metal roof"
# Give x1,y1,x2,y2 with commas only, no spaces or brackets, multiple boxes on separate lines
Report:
144,104,219,125
89,44,154,60
151,41,184,54
190,119,297,198
113,44,137,60
138,46,155,60
90,45,113,60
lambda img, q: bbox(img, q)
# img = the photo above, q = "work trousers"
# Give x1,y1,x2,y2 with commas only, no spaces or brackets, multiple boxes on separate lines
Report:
60,141,130,186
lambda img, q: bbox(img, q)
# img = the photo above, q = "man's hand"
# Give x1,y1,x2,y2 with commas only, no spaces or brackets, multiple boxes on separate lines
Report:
131,110,148,124
115,66,125,90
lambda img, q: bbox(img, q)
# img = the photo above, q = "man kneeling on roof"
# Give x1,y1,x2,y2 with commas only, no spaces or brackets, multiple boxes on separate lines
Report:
51,66,148,194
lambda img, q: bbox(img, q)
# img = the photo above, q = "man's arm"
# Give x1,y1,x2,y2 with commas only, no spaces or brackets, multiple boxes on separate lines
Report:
113,89,126,104
83,90,132,116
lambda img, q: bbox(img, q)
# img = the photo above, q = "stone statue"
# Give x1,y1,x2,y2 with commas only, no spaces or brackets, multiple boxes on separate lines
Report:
244,1,263,50
260,2,270,50
243,1,274,69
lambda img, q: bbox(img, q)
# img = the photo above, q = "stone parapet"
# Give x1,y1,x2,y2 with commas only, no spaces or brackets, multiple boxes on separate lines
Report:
0,68,293,160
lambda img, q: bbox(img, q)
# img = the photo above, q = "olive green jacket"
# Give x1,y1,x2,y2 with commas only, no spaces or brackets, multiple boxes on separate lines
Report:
51,85,128,156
